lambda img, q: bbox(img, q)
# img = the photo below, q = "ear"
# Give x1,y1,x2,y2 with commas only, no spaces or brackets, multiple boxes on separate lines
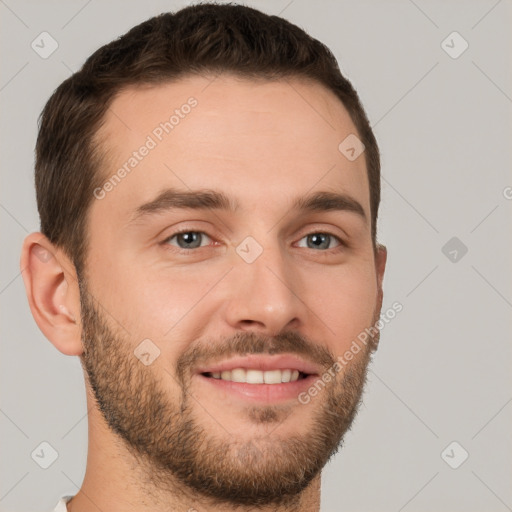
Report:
374,243,387,311
20,232,83,356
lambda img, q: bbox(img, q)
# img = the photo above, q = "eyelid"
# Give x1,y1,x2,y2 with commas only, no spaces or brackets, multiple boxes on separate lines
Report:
295,232,345,250
160,227,347,256
294,223,348,245
161,228,215,248
157,219,218,242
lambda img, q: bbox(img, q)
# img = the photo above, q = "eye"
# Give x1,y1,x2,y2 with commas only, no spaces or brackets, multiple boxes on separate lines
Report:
163,231,213,250
296,232,342,251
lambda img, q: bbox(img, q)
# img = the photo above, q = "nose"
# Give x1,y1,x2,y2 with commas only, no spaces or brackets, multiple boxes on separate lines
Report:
222,244,306,336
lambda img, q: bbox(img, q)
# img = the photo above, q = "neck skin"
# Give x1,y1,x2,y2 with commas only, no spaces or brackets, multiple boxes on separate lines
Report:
66,386,322,512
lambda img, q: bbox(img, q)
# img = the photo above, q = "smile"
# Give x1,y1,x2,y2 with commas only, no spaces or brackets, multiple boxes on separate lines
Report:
204,368,306,384
195,354,320,402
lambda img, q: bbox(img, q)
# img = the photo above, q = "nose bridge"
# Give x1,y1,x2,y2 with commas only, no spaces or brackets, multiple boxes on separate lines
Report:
223,236,304,333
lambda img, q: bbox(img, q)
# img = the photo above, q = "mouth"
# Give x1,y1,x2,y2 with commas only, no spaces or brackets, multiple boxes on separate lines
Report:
195,354,321,403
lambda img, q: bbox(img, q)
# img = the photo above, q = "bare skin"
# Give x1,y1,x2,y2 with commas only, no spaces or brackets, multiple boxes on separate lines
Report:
21,75,386,512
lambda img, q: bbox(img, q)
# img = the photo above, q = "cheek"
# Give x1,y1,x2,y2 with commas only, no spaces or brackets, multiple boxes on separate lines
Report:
303,265,378,349
100,262,223,342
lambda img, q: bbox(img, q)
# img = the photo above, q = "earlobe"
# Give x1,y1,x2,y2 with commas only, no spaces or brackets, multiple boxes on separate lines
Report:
20,232,83,356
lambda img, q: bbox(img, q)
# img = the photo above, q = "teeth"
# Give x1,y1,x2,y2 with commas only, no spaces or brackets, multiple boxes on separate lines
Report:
231,368,245,383
246,369,264,384
209,368,303,384
264,370,282,384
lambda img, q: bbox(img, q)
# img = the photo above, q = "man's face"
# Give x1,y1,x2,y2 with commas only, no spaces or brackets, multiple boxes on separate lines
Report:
79,75,385,506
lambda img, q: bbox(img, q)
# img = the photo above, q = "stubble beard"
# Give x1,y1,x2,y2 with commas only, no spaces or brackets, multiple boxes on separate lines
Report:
78,279,379,508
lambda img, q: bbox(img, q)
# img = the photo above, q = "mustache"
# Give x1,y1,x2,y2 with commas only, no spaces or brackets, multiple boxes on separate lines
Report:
176,331,336,382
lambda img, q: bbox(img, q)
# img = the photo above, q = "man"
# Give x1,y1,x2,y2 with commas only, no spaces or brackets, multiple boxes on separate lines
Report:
21,3,387,511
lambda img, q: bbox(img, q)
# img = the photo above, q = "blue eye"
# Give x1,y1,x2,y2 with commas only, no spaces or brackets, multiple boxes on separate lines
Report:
296,233,342,250
164,231,212,249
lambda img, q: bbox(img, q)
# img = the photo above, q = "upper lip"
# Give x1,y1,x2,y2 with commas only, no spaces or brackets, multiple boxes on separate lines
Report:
195,354,321,376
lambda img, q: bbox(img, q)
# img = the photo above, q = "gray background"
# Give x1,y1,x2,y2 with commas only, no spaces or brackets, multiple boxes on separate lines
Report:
1,1,511,511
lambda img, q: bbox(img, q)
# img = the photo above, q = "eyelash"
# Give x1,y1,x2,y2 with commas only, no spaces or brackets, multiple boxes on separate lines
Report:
160,229,346,254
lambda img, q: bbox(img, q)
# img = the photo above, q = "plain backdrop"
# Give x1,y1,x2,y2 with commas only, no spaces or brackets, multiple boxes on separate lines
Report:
1,1,511,511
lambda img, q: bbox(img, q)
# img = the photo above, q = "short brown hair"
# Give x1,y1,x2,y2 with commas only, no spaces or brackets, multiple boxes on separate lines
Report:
35,2,380,277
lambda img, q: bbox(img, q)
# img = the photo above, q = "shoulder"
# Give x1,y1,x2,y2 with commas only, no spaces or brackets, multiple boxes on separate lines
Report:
50,495,74,512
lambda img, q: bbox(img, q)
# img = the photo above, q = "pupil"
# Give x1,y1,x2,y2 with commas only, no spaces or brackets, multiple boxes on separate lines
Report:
309,234,329,249
179,232,200,248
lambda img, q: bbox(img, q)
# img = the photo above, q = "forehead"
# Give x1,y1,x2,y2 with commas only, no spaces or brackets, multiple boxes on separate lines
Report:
92,74,369,223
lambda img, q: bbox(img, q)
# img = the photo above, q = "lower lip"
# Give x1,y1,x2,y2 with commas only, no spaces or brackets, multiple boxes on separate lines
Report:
196,374,319,403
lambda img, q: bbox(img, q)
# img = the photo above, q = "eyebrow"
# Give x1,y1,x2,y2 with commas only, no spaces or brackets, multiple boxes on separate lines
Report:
293,190,367,223
129,187,367,224
130,188,238,223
